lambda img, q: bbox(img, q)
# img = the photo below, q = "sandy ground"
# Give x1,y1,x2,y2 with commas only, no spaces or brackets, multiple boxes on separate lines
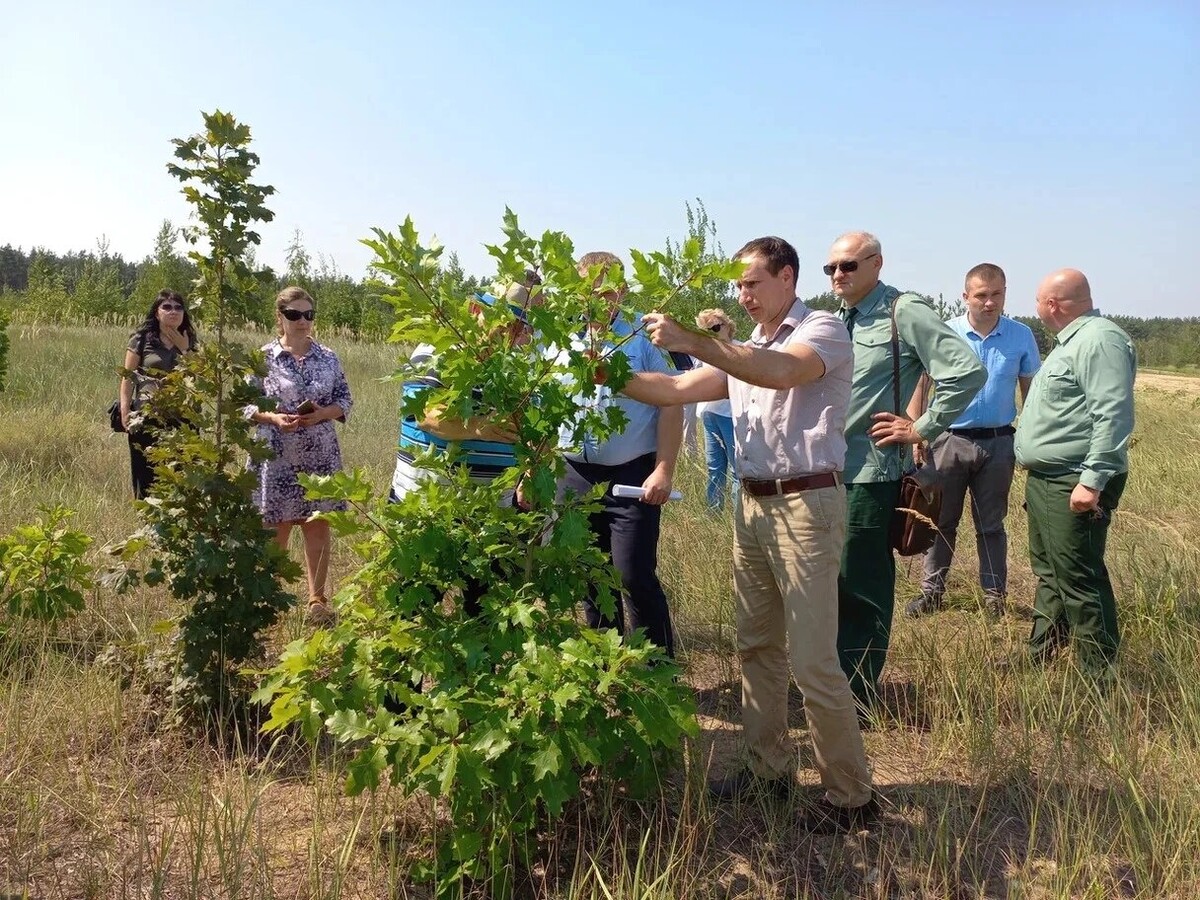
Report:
1136,370,1200,396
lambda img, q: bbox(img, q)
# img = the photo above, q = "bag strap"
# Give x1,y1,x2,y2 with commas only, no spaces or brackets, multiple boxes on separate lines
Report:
889,297,901,415
135,330,149,374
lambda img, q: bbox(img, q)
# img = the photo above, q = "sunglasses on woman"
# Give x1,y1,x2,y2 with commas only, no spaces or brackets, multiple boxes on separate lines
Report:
280,308,315,321
160,303,185,312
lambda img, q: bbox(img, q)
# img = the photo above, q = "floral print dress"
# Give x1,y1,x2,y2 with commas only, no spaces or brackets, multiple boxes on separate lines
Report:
248,339,353,524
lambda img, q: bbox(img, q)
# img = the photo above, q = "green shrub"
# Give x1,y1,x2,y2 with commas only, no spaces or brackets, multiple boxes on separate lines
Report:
0,504,93,624
257,213,735,898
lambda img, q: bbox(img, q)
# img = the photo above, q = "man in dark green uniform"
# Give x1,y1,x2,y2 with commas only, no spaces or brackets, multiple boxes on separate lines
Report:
1015,269,1135,678
828,231,986,712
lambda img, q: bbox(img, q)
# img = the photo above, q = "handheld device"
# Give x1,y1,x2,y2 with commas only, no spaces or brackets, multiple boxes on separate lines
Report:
612,484,683,501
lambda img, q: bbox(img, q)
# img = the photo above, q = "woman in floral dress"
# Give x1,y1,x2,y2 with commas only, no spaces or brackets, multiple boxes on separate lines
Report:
247,286,352,624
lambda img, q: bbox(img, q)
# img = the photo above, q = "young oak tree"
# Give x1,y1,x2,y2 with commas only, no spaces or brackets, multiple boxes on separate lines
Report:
112,110,301,715
257,212,739,897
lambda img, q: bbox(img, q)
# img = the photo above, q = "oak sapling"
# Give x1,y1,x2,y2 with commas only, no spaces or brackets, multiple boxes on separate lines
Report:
258,211,742,897
109,110,301,717
0,505,93,625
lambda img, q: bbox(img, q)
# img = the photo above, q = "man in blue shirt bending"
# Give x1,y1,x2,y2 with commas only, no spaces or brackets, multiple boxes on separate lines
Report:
905,263,1041,618
391,291,530,513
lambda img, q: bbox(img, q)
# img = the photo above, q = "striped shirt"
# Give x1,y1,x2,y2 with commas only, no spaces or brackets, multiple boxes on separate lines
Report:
390,344,518,502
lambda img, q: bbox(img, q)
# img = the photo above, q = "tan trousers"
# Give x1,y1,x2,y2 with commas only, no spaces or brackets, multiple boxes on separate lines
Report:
733,483,873,807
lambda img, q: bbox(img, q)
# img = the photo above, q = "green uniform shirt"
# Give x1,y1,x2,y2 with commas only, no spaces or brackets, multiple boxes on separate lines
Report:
840,283,986,484
1014,310,1135,491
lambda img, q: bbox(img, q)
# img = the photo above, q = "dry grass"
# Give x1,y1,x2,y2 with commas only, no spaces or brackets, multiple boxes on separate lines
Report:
2,325,1199,898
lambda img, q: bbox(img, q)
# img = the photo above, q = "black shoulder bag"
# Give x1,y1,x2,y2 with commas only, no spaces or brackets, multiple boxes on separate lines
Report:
887,297,942,556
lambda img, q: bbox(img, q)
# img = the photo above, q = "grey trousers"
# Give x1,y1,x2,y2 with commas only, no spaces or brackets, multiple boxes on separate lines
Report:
921,431,1016,599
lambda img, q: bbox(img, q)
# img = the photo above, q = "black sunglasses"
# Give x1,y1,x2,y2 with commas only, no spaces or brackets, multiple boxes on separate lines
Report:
823,253,878,277
280,308,315,321
159,303,185,312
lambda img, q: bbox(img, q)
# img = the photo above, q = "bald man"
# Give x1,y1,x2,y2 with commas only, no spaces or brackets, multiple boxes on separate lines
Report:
828,232,986,712
1014,269,1135,678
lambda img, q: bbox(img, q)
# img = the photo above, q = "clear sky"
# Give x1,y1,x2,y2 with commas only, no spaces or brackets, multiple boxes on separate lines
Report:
3,1,1198,317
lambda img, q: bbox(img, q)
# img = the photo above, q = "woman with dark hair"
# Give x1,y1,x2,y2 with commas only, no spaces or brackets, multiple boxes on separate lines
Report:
246,286,352,625
119,290,198,498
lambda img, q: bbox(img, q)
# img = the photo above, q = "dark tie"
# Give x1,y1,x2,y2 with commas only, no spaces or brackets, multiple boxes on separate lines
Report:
843,307,859,336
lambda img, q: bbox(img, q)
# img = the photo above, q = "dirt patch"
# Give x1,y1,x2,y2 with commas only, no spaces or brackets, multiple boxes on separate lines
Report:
1136,370,1200,396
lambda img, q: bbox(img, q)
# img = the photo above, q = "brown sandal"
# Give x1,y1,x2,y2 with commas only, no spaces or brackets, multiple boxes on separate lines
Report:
305,594,337,626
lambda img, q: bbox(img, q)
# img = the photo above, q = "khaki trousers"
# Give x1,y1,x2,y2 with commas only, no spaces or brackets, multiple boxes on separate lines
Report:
734,483,873,807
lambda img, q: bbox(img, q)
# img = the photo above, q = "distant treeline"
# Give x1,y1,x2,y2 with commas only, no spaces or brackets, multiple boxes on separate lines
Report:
1008,313,1200,370
0,223,419,340
2,224,1197,369
805,291,1200,370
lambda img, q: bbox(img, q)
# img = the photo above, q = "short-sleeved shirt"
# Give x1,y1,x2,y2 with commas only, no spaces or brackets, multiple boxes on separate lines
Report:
839,284,987,483
392,343,519,501
1015,311,1135,490
725,299,853,481
128,329,194,402
248,339,352,524
557,317,675,467
945,314,1041,428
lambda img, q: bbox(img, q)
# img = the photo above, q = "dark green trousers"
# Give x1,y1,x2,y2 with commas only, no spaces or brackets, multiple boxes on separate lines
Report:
837,480,902,707
1025,471,1127,675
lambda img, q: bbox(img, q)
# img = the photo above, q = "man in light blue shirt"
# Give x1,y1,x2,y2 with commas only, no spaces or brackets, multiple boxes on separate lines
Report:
558,310,676,467
557,251,683,656
906,263,1041,618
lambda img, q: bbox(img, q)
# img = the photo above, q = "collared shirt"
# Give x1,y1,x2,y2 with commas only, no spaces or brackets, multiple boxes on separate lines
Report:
251,338,353,419
1015,310,1135,490
392,343,518,501
945,314,1042,428
725,299,852,480
246,339,353,471
557,317,675,466
840,283,987,483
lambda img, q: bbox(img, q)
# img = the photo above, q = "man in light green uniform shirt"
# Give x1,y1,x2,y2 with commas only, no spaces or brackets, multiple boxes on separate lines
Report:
1015,268,1135,677
828,231,986,711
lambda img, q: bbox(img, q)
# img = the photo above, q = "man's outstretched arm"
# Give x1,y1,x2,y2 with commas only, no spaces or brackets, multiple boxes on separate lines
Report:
621,365,729,407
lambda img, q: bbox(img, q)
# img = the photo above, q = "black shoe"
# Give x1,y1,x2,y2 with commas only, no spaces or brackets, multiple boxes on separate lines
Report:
707,768,793,802
798,795,880,833
904,593,942,618
983,593,1006,619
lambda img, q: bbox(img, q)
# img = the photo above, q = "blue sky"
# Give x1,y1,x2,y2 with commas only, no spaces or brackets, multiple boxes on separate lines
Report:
3,1,1197,317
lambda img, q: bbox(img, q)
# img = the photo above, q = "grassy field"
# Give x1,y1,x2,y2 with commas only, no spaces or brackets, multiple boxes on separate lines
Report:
2,323,1199,899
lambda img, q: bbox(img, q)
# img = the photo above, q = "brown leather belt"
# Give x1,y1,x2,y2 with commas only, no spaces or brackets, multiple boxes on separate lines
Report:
740,471,840,498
